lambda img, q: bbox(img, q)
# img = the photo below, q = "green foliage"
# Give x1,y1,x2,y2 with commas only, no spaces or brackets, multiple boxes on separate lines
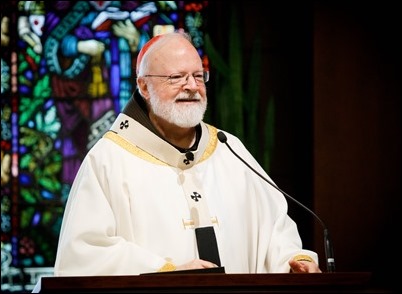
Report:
204,6,275,172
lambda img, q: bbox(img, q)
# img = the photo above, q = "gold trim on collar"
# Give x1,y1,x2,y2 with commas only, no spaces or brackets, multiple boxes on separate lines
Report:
103,124,218,165
199,124,218,163
103,131,166,165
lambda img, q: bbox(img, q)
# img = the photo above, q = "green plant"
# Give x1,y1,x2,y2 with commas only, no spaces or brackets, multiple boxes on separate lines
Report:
204,6,275,172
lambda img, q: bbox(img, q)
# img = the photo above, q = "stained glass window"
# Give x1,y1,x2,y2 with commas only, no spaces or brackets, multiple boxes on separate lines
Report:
1,1,209,291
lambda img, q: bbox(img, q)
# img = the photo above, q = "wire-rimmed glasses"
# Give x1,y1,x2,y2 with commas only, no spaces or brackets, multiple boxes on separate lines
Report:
143,71,209,86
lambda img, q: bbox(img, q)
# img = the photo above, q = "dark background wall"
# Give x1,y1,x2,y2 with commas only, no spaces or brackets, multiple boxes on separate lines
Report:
313,1,400,291
207,1,400,291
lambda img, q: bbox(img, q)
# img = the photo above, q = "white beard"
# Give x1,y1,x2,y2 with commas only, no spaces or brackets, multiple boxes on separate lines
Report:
148,90,207,128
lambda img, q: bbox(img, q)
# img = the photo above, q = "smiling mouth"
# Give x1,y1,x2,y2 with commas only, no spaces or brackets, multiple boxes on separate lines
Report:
176,98,200,102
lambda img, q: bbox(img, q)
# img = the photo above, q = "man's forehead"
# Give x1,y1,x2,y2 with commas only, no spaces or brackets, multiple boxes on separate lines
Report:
136,34,164,75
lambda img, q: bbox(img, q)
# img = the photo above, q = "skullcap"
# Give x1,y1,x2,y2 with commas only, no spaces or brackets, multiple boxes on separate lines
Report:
136,35,163,75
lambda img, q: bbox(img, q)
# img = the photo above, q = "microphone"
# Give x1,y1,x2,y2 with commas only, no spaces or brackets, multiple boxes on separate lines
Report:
217,131,336,273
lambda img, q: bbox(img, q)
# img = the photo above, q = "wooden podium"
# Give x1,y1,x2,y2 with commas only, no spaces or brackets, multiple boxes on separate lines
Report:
39,272,374,293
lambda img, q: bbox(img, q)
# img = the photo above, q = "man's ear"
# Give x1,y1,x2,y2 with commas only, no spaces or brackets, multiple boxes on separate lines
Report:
137,77,149,100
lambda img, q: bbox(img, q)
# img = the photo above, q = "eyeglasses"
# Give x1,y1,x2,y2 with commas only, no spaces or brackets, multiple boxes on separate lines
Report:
143,71,209,86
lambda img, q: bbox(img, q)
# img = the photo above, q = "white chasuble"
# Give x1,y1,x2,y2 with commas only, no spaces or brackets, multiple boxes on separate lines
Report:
54,113,318,276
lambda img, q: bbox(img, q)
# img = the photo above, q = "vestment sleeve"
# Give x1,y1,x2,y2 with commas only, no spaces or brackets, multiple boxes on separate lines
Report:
53,146,166,276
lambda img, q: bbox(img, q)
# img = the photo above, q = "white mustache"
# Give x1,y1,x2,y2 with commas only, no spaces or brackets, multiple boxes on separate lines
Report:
175,93,202,101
